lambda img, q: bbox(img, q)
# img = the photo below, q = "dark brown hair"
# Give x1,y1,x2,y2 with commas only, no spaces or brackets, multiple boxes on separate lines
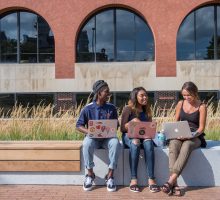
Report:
181,81,199,99
128,87,152,118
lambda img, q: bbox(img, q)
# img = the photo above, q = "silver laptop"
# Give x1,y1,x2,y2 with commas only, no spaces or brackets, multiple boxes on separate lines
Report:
88,119,118,138
162,121,195,139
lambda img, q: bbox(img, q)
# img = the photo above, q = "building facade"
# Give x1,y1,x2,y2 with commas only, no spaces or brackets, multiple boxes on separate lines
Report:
0,0,220,111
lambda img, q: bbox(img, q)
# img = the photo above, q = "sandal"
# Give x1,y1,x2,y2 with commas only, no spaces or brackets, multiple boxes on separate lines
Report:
129,184,140,193
161,182,173,195
172,186,185,196
149,184,160,193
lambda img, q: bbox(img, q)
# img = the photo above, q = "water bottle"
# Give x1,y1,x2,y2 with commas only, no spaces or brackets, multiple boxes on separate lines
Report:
157,132,166,148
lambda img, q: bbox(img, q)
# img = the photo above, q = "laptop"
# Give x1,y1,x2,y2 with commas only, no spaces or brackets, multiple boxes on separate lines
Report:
88,119,118,138
127,121,157,139
162,121,196,139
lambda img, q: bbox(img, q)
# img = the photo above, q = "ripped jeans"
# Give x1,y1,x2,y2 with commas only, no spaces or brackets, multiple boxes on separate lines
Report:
122,133,155,180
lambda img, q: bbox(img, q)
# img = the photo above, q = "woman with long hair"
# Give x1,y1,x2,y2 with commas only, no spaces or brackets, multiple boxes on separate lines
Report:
161,81,207,196
120,87,160,193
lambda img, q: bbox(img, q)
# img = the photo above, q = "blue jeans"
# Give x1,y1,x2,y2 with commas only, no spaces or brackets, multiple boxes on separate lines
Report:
122,133,155,180
83,136,120,170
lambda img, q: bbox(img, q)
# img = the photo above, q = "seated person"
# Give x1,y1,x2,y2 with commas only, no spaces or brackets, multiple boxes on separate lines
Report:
76,80,120,192
120,87,160,193
162,81,207,196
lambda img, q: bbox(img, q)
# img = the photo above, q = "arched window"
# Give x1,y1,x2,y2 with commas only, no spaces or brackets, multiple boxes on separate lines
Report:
0,11,54,63
177,5,220,60
76,8,154,62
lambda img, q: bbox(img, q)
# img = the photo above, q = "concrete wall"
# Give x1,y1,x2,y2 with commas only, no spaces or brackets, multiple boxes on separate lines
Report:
0,61,219,93
0,0,218,78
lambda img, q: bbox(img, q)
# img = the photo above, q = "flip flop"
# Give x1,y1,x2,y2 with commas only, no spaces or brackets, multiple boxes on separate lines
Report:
149,184,160,193
129,184,140,193
172,186,185,196
161,182,173,195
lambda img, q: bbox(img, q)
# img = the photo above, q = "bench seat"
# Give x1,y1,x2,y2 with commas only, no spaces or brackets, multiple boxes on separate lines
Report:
0,140,219,186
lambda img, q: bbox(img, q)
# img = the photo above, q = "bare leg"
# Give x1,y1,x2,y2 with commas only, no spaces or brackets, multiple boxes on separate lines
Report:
87,168,94,177
107,168,114,178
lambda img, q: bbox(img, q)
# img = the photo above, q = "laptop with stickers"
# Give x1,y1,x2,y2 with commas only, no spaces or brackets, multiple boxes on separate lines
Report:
127,121,157,139
88,119,118,138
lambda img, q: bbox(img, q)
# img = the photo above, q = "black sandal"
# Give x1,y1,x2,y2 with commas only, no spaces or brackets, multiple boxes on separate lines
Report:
172,186,185,196
129,184,140,193
149,184,160,193
161,182,173,195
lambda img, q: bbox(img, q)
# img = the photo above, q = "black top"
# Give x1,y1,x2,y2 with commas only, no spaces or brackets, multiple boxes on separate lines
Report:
179,100,206,148
179,101,202,132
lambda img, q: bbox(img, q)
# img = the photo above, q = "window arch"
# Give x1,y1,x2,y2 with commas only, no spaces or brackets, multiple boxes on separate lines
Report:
0,11,54,63
177,5,220,60
76,8,154,62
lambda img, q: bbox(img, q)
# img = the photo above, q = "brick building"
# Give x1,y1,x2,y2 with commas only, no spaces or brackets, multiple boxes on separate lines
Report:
0,0,219,111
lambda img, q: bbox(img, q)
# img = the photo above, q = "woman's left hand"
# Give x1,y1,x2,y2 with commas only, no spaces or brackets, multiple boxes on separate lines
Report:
177,136,191,140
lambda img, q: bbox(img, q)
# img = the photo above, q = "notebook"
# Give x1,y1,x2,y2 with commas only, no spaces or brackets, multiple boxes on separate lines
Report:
88,119,118,138
162,121,196,139
127,121,157,139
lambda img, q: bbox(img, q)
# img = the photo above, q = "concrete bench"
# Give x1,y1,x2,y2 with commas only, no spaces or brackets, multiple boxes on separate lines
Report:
0,140,219,186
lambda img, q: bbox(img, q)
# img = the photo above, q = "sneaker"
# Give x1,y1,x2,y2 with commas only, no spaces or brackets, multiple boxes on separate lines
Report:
105,176,116,192
83,174,95,191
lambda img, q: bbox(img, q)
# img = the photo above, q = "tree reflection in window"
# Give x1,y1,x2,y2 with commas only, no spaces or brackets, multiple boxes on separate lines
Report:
76,8,154,62
0,11,54,63
177,5,220,60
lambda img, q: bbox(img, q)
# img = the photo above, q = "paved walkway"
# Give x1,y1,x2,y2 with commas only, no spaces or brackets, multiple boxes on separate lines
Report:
0,185,219,200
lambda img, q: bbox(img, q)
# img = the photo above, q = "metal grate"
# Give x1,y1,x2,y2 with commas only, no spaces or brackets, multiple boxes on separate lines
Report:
54,93,76,112
154,91,178,112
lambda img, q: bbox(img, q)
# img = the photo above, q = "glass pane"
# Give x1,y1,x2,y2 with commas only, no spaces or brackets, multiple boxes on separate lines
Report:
77,17,95,62
147,92,155,107
76,8,154,62
217,6,220,59
38,16,55,63
16,93,54,107
196,6,214,60
135,16,154,61
177,12,195,60
20,12,37,63
76,93,92,106
0,13,17,62
115,92,130,110
199,91,217,103
0,94,15,115
116,9,135,61
96,10,114,62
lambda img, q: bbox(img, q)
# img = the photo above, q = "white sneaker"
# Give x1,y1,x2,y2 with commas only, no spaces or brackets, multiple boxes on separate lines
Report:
105,176,116,192
83,174,95,191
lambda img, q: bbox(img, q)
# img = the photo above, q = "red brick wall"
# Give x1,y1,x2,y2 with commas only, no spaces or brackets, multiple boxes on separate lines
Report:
0,0,217,78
